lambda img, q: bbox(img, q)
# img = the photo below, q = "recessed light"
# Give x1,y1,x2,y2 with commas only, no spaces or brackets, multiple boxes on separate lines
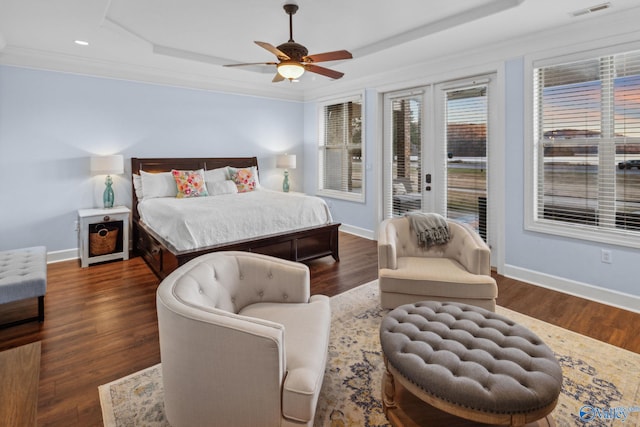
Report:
74,40,89,46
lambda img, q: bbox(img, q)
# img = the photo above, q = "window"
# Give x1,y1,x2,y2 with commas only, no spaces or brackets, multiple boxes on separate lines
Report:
529,48,640,246
318,95,364,201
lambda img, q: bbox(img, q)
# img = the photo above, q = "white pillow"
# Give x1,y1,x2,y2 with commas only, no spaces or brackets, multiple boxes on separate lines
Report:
140,170,178,199
248,166,261,188
208,180,238,196
132,174,144,199
204,167,229,189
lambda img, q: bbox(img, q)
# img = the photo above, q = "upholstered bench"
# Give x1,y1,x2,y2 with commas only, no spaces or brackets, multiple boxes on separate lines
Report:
380,301,562,427
0,247,47,328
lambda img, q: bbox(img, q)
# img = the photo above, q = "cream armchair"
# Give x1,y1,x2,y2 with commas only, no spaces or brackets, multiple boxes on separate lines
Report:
378,217,497,311
156,251,331,427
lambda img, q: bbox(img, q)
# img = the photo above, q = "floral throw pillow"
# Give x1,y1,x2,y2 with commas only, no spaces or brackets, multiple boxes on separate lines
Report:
229,166,258,193
171,169,208,198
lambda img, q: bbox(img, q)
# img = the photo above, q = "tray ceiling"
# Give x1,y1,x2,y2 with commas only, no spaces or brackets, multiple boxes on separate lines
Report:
0,0,638,98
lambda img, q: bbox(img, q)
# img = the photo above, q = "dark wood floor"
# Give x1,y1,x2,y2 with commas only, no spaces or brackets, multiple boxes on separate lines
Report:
0,232,638,426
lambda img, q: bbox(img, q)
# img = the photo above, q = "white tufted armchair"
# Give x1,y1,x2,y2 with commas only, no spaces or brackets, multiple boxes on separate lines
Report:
378,217,497,311
156,251,331,427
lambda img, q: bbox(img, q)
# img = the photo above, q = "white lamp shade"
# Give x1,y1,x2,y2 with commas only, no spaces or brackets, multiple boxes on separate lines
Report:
276,154,296,169
91,155,124,175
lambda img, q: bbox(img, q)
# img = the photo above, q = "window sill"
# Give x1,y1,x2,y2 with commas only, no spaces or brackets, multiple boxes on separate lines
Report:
316,189,365,203
525,219,640,249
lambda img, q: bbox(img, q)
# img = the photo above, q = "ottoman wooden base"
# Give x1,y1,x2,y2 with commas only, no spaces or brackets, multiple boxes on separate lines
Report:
382,361,556,427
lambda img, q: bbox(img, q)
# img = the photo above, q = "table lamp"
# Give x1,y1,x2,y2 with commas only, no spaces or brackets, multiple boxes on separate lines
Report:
276,154,296,192
91,155,124,208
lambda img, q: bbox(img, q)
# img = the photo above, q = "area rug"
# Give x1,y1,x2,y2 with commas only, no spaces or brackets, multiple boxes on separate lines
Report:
99,280,640,427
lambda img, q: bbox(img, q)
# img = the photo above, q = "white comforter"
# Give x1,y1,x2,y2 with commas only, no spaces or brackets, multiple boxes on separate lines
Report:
138,189,333,251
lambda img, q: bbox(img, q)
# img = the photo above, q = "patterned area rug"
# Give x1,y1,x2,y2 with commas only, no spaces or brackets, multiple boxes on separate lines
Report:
99,280,640,427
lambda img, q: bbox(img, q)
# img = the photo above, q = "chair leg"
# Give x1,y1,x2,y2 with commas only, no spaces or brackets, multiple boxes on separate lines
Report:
38,296,45,322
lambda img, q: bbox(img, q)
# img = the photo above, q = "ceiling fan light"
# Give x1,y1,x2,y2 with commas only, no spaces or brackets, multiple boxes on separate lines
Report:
277,61,305,79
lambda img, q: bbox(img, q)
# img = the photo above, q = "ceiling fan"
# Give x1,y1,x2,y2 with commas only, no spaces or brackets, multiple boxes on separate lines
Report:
224,3,353,82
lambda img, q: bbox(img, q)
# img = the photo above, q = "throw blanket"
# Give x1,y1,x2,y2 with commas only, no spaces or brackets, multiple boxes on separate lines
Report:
407,212,450,247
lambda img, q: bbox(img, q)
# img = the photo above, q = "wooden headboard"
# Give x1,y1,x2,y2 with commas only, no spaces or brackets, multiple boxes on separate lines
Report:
131,157,259,221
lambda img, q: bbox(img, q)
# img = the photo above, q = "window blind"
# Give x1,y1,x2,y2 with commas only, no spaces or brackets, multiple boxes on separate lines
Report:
534,49,640,236
444,85,489,240
318,96,363,201
386,94,422,218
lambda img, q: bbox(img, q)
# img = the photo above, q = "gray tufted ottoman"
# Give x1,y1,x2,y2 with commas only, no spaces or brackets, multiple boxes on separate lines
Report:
0,246,47,328
380,301,562,427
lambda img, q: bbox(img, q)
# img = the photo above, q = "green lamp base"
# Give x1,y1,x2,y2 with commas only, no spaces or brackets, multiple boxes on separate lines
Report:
103,175,115,208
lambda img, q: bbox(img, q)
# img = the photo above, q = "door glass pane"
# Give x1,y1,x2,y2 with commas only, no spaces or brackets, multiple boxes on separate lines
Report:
445,86,488,239
391,96,422,216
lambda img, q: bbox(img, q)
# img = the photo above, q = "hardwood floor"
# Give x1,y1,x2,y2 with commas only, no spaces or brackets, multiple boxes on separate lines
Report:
0,232,638,426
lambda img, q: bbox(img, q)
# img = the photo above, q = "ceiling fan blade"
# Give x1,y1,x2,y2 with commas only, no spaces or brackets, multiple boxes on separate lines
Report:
272,73,285,83
255,41,290,60
304,50,353,63
304,64,344,80
223,62,277,67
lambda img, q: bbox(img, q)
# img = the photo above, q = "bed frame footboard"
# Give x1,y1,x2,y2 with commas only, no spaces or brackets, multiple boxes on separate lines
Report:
134,219,340,280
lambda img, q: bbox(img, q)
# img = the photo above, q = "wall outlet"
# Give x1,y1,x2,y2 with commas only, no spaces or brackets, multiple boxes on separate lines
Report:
601,249,612,264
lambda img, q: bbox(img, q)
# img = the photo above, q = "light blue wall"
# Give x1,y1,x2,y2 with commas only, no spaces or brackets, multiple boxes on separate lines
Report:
0,65,303,253
2,61,638,300
302,89,379,234
503,58,639,297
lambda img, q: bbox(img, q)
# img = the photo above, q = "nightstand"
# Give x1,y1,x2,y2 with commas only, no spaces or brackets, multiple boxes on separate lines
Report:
78,206,130,268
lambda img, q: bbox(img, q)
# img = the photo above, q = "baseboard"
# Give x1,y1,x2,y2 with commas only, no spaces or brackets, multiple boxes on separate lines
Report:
46,248,79,264
503,264,640,314
339,224,375,240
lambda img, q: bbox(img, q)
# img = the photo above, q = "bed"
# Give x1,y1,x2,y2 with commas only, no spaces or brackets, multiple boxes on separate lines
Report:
131,157,340,279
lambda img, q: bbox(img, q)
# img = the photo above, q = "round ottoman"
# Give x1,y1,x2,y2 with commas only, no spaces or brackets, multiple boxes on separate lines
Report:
380,301,563,427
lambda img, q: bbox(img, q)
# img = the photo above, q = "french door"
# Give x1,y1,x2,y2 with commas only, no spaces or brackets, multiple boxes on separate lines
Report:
383,74,496,251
